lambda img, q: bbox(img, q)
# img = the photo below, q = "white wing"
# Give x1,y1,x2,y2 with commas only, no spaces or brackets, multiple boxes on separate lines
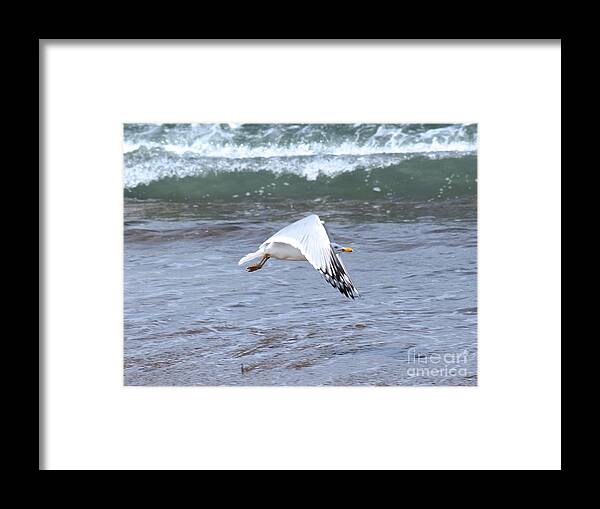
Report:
263,214,360,299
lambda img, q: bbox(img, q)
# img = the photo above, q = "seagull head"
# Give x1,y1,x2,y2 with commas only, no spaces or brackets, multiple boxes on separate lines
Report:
331,242,353,253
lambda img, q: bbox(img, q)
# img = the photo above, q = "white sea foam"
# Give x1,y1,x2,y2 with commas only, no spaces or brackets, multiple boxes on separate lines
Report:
123,123,477,188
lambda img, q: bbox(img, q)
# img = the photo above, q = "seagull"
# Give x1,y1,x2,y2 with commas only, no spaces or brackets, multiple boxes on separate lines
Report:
238,214,360,299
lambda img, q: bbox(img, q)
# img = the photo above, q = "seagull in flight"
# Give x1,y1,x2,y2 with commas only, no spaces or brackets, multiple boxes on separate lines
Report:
238,214,360,299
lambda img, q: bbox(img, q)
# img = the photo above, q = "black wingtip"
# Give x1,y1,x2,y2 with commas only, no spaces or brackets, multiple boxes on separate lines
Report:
318,250,360,300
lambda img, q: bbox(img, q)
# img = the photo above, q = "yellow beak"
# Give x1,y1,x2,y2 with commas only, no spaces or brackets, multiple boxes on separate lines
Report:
341,247,353,252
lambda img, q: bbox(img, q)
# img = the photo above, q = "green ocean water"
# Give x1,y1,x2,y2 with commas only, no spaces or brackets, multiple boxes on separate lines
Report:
124,123,477,202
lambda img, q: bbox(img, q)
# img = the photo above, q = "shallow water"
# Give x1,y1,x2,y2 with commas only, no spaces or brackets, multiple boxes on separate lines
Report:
124,198,477,386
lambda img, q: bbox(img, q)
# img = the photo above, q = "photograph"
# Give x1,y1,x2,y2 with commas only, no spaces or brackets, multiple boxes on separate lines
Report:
123,122,478,386
42,39,561,470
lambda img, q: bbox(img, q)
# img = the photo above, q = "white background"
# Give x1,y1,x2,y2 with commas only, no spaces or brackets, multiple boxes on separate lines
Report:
42,41,561,470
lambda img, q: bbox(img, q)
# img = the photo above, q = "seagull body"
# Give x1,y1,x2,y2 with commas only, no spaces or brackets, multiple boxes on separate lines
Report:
238,214,359,299
263,242,307,261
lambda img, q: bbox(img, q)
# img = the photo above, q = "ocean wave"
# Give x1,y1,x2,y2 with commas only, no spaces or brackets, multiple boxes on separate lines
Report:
123,123,477,189
124,155,477,202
